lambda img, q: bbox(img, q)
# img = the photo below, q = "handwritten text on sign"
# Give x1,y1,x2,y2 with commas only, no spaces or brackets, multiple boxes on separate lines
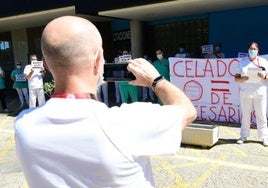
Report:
169,57,242,123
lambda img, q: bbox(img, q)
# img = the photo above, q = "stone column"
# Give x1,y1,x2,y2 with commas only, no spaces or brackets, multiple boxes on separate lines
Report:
11,29,28,65
130,20,143,58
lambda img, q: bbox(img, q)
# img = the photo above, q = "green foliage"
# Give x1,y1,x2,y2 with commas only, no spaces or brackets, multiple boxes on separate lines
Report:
44,80,55,97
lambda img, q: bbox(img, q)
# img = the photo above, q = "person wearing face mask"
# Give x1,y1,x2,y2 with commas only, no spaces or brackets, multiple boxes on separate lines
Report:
11,62,29,108
204,43,225,59
153,49,170,104
118,50,138,103
234,41,268,146
213,43,225,58
24,54,46,108
174,43,191,58
153,49,170,81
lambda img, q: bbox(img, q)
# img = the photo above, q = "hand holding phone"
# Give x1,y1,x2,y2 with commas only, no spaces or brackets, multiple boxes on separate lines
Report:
103,63,135,82
127,58,161,87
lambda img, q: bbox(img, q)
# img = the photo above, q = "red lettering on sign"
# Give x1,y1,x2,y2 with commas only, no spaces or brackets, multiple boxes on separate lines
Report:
228,59,240,76
173,60,184,77
209,106,217,121
185,60,194,77
211,92,220,104
204,59,214,77
223,93,232,105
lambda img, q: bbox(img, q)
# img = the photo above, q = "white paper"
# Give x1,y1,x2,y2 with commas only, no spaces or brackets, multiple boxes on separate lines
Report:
15,74,26,81
245,67,262,83
31,61,43,69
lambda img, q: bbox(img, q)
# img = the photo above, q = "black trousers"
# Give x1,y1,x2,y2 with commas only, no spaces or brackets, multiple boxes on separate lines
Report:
0,89,7,110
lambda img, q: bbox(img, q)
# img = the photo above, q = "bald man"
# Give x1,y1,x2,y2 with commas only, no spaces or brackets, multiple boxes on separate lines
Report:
15,16,196,188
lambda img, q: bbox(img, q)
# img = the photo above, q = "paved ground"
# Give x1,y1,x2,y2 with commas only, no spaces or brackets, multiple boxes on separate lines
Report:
1,91,268,188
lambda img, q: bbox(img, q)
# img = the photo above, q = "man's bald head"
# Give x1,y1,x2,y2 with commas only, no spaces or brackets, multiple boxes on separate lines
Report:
41,16,103,70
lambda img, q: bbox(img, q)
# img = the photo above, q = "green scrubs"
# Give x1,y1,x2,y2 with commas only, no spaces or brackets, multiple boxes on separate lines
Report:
118,81,138,103
153,58,170,105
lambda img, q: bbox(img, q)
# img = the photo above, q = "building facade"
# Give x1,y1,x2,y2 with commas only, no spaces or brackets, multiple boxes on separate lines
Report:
1,0,268,88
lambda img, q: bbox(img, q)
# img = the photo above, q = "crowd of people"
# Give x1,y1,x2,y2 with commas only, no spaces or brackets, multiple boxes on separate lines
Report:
97,42,226,106
9,15,268,188
0,39,227,111
14,15,197,188
0,54,46,112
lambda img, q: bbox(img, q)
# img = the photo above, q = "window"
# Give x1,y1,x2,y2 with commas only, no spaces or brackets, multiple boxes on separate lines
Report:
145,18,208,58
0,32,13,71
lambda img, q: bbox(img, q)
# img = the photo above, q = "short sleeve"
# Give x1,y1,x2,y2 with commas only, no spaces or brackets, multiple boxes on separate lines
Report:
24,65,31,75
101,103,184,156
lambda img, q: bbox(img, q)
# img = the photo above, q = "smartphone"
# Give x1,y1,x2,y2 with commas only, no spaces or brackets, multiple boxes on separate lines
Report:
103,63,135,82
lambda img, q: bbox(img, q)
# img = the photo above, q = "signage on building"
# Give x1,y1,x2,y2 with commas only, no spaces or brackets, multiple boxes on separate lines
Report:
113,30,131,42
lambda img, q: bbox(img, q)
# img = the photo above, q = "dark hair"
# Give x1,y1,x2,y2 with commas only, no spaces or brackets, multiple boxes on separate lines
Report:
155,48,163,53
215,43,221,47
248,41,259,50
179,43,186,48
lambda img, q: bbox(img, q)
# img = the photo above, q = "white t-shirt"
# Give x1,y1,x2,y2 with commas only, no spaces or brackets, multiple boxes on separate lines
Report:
15,99,184,188
236,56,268,98
24,64,44,89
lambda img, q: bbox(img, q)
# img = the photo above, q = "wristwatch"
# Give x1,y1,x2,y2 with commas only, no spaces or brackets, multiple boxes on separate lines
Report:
151,75,165,92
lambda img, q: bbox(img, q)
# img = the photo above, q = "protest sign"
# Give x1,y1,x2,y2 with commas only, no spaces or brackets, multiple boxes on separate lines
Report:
119,55,132,63
169,55,268,123
31,61,43,69
15,74,26,82
169,57,240,123
201,44,213,54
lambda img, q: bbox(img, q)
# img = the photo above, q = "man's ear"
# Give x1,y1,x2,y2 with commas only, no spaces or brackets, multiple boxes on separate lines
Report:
42,57,50,72
94,50,104,71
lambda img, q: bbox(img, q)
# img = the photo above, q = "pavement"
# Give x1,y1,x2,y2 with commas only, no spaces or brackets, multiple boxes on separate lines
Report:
1,91,268,188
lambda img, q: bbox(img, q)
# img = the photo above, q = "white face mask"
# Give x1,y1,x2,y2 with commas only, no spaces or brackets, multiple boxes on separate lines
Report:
157,54,163,60
97,72,104,88
95,51,104,88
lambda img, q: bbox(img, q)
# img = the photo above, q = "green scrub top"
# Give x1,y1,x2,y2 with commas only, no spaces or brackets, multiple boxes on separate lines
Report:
11,69,28,88
153,58,170,81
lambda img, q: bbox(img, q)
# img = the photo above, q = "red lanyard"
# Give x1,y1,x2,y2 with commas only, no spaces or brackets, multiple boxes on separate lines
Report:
52,93,97,100
251,57,260,68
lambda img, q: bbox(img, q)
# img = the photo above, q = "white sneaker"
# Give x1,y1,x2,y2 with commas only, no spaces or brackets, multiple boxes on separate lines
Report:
263,138,268,147
237,137,247,144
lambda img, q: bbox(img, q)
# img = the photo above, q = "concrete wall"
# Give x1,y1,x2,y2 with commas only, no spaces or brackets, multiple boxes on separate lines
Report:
209,6,268,58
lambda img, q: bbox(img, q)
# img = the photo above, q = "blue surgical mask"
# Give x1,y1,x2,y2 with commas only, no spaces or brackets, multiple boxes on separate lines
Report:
215,46,221,52
248,49,258,58
157,54,163,60
179,48,184,53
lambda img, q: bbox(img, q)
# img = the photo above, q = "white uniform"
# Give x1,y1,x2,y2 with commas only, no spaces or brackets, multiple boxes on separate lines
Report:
15,99,184,188
24,65,45,108
236,56,268,139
